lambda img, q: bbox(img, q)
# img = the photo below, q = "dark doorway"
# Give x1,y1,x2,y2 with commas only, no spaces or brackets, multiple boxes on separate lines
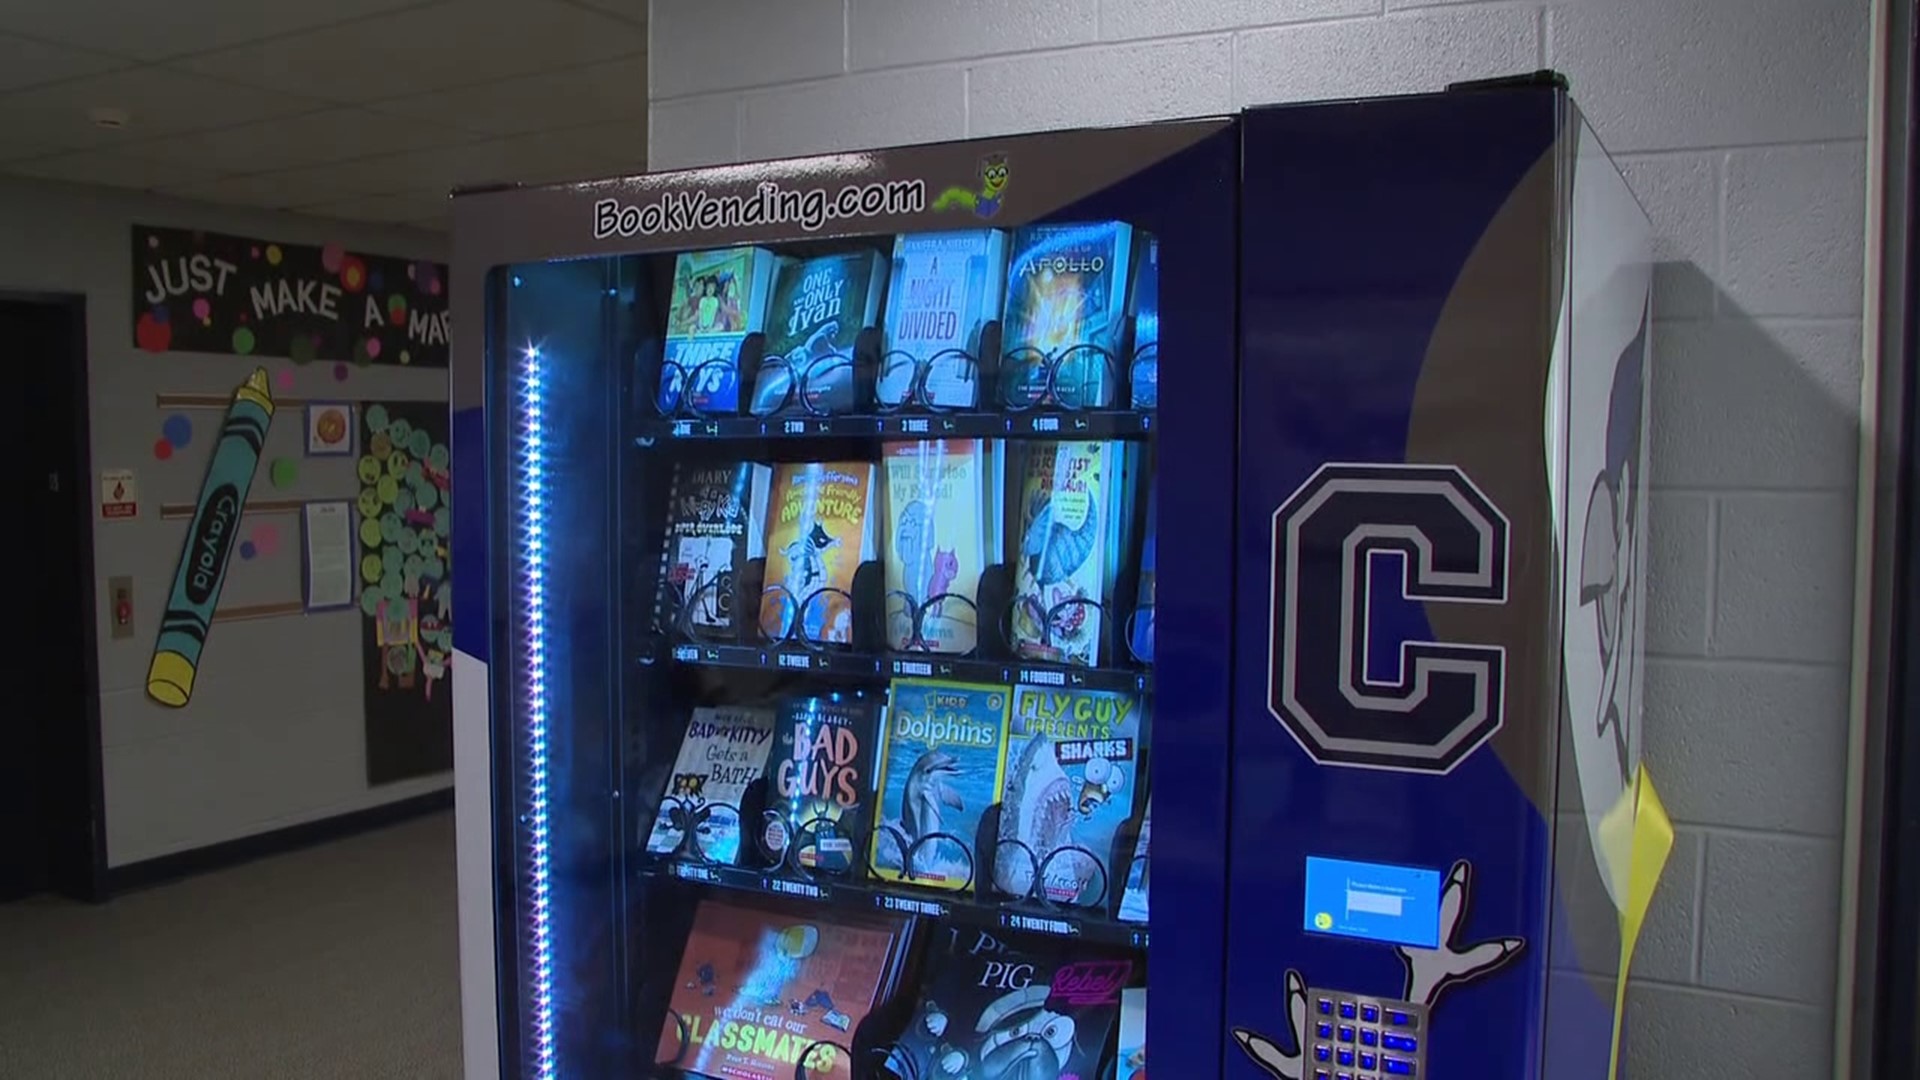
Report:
0,295,103,902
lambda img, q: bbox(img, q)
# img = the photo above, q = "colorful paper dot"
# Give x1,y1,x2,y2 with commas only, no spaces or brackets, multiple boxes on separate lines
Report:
147,235,159,249
191,297,210,320
320,243,345,273
161,413,193,449
269,458,298,489
250,245,260,258
275,368,296,391
266,244,283,266
369,269,384,292
232,326,256,354
428,277,442,297
252,523,281,557
152,438,173,461
135,312,171,353
387,294,407,325
399,349,411,365
340,255,367,293
334,363,350,381
289,335,316,364
364,337,382,360
239,540,257,560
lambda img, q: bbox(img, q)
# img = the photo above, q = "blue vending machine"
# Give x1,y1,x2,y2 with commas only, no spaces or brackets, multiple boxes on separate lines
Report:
450,79,1661,1080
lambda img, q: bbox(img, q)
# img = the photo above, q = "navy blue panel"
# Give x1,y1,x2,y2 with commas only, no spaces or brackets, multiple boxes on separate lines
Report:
452,404,488,663
1048,126,1240,1078
1230,89,1563,1079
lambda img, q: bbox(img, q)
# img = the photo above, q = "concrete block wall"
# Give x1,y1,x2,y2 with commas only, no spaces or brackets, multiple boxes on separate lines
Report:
647,0,1871,1069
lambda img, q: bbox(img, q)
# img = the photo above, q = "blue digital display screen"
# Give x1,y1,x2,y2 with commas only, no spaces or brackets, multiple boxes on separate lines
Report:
1303,856,1443,949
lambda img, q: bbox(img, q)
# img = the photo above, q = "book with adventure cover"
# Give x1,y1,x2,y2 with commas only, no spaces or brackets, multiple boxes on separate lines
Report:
759,461,877,646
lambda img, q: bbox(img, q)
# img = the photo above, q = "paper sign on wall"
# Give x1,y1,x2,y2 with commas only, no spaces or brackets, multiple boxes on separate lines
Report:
100,468,138,519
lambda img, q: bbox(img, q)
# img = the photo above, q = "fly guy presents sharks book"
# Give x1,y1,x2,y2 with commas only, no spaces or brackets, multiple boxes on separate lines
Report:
995,685,1145,907
869,678,1011,891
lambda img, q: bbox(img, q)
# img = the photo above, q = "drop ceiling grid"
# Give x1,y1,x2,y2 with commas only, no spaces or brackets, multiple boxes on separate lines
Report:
0,0,648,227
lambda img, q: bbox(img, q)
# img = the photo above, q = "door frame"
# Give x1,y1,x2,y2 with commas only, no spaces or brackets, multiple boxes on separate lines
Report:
2,290,108,902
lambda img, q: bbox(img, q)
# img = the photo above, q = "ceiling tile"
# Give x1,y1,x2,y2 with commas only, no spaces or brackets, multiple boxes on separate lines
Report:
375,54,646,136
0,1,428,63
158,166,400,211
296,188,452,224
3,148,221,191
174,0,648,104
0,32,126,92
299,129,635,197
118,107,481,174
0,67,322,152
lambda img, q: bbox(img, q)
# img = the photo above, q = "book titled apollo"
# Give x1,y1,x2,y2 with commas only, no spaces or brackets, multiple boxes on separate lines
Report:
878,229,1009,409
752,250,888,417
869,679,1011,891
762,691,882,876
1001,222,1135,409
881,927,1136,1080
660,898,906,1080
994,685,1146,908
759,461,878,646
880,439,1001,655
658,246,783,415
1129,236,1159,411
656,461,773,640
645,705,778,865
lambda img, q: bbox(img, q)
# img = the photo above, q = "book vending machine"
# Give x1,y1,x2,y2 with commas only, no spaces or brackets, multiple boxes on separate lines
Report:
451,82,1666,1080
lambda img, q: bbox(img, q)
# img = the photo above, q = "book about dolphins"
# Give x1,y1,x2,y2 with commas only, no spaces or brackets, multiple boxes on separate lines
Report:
869,678,1010,891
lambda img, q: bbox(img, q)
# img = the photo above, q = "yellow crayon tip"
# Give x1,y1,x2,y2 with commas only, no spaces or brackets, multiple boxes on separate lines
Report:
147,650,196,708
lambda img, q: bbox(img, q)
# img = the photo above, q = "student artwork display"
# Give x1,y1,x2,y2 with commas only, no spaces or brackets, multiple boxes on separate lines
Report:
133,227,448,368
356,400,453,784
146,368,276,708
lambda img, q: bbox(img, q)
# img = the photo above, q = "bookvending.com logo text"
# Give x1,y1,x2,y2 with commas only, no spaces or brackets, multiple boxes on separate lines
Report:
592,178,927,239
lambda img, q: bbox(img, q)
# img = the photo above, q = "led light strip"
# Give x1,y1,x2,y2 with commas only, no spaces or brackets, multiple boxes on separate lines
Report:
518,343,556,1079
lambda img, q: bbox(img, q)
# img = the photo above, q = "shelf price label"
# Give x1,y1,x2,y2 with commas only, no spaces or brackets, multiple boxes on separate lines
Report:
782,419,807,435
671,645,700,663
892,659,934,677
879,894,947,918
673,863,720,884
776,652,813,671
1018,669,1066,687
899,418,929,434
764,877,826,901
1029,416,1060,433
1003,912,1076,937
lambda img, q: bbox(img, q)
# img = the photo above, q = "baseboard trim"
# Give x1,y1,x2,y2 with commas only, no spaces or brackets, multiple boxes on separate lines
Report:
103,787,455,898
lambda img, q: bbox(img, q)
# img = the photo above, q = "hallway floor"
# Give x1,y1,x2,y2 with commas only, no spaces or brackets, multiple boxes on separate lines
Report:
0,812,461,1079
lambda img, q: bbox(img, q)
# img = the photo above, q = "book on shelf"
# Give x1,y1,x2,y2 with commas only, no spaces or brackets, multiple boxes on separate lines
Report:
1116,798,1149,925
1129,236,1159,411
659,896,908,1080
1112,987,1146,1080
762,690,883,876
879,439,1003,655
645,705,779,865
759,461,878,646
1009,440,1138,666
752,250,888,417
1001,222,1136,409
656,461,774,641
880,925,1138,1080
994,684,1146,908
869,678,1011,892
1128,476,1156,664
878,229,1010,409
658,246,784,416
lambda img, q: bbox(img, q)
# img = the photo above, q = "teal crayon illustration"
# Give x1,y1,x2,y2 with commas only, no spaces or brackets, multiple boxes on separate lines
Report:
147,367,275,707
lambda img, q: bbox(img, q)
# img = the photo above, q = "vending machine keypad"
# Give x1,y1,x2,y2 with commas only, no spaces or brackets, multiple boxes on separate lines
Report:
1307,987,1428,1080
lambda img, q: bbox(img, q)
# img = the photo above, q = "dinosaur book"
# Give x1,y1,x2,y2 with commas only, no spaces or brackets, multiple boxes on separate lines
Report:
659,897,907,1080
869,678,1011,891
752,250,887,417
645,705,779,866
762,690,882,875
758,461,877,646
994,685,1146,907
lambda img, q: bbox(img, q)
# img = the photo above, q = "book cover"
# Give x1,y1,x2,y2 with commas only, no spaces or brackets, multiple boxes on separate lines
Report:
881,439,993,655
1011,441,1118,666
879,230,1010,409
1129,237,1159,411
762,691,882,875
661,898,906,1080
881,929,1136,1080
995,685,1145,907
869,679,1011,891
645,706,778,864
759,461,877,646
1116,799,1149,925
659,247,782,415
657,461,773,640
1001,222,1135,409
1112,988,1146,1080
1127,478,1155,664
753,250,888,416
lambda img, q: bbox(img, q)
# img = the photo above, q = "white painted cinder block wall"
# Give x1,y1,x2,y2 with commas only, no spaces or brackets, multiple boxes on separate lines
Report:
645,0,1869,1071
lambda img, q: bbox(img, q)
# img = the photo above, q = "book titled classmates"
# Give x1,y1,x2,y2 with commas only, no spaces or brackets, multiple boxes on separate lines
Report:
869,678,1010,891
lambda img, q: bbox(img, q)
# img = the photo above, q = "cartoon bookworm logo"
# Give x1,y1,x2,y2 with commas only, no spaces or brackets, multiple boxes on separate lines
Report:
933,154,1009,219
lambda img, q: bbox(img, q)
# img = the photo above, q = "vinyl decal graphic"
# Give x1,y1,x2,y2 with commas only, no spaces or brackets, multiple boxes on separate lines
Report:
147,367,275,707
1268,463,1510,773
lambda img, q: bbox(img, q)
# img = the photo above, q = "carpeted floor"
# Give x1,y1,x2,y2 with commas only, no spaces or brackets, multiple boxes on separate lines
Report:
0,812,462,1079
